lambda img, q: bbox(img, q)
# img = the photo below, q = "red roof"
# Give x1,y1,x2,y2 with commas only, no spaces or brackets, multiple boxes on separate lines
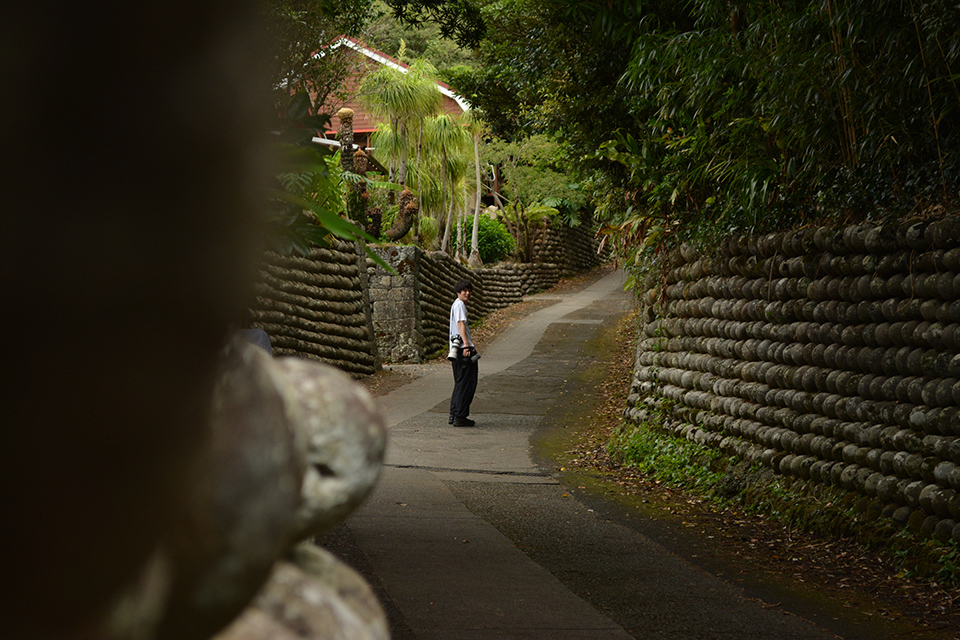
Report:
318,36,469,136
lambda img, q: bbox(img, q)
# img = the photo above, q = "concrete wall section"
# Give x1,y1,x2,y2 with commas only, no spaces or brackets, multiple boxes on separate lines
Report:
367,245,423,364
627,220,960,541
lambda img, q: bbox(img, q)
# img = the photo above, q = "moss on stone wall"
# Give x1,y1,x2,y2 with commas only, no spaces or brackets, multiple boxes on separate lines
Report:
617,218,960,581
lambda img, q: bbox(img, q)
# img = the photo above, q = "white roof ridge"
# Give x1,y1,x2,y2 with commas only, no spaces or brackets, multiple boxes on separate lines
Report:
330,36,471,112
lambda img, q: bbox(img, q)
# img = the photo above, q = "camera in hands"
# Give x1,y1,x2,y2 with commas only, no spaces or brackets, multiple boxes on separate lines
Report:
448,335,480,362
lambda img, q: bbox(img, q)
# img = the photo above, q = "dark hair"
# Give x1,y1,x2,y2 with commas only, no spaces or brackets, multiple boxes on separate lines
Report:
454,279,473,294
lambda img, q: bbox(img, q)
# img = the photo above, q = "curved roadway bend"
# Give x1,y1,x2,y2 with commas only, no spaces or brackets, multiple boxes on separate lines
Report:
324,270,841,640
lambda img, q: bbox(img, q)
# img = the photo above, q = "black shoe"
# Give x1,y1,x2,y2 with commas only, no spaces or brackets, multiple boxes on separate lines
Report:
453,417,475,427
448,416,454,425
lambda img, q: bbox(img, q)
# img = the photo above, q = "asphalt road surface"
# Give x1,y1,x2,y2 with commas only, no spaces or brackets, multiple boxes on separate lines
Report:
318,270,890,640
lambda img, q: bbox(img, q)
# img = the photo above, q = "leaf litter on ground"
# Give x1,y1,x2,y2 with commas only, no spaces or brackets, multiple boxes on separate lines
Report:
361,264,960,636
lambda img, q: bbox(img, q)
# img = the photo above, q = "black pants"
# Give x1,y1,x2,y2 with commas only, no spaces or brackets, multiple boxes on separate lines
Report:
449,354,478,420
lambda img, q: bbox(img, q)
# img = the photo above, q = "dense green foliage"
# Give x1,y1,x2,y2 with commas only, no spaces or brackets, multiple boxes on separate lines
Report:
264,0,373,111
382,0,486,47
270,93,387,263
467,134,584,260
453,213,515,263
482,134,585,224
444,0,960,275
364,1,476,76
269,0,960,272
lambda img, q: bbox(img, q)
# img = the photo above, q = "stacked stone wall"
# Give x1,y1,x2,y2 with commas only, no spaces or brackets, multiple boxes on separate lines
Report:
250,243,378,376
532,220,606,276
252,237,604,369
514,263,562,296
368,249,567,363
473,267,525,310
627,219,960,541
418,252,485,359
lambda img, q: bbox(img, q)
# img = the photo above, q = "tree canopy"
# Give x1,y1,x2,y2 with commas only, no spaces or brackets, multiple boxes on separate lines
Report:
263,0,960,272
483,134,585,223
443,0,960,269
265,0,374,112
363,0,476,76
382,0,486,47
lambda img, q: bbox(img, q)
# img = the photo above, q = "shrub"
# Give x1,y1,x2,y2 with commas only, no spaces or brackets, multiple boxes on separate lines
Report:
454,214,515,263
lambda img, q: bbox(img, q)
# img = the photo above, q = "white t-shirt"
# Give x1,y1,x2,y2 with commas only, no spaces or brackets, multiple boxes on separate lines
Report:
449,298,472,348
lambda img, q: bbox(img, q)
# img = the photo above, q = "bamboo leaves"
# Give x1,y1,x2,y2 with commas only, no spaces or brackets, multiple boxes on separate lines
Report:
582,0,960,274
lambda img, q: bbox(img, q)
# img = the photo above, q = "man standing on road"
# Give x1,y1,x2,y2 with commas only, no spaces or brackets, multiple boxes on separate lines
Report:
448,280,478,427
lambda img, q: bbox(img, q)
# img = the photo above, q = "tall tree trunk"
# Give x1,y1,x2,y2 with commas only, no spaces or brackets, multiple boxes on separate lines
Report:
416,123,423,171
440,158,454,253
387,117,399,203
441,195,455,253
410,122,425,244
468,134,483,268
397,121,408,187
460,184,469,259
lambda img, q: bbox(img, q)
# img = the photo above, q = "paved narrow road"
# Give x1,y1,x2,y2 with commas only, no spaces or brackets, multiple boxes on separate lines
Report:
319,270,848,639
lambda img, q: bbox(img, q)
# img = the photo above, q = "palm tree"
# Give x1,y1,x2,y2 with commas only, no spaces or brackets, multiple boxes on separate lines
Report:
462,111,485,267
360,57,443,188
360,55,444,245
369,122,404,184
406,162,442,245
423,113,471,252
